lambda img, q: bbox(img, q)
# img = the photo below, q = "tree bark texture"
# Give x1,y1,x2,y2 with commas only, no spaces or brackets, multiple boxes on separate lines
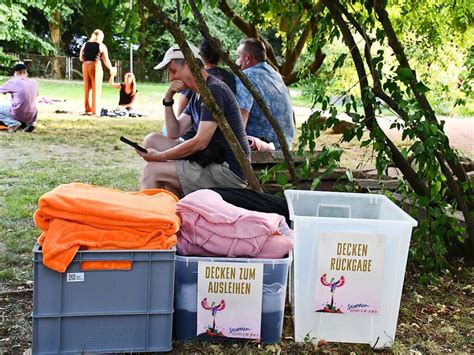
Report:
49,11,62,79
141,0,262,192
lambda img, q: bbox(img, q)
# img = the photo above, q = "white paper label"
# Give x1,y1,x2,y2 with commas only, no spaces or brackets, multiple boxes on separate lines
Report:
67,272,84,282
314,232,385,315
197,262,263,339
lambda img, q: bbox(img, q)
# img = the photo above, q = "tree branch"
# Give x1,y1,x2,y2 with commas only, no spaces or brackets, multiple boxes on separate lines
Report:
141,0,262,191
190,0,298,186
218,0,280,71
281,20,313,77
284,48,326,86
373,0,471,194
323,0,429,197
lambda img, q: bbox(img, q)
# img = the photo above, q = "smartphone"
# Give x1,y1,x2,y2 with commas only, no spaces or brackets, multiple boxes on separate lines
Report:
119,136,148,153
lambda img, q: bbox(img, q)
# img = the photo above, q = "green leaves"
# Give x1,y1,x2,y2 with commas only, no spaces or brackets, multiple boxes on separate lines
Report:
414,81,431,94
396,67,416,82
332,53,347,71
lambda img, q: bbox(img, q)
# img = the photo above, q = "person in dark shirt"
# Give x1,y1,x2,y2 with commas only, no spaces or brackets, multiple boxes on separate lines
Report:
79,29,115,115
109,72,138,113
136,43,250,197
176,37,236,116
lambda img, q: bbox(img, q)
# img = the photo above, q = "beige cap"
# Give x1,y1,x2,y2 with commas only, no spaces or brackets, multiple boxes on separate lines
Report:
154,43,202,70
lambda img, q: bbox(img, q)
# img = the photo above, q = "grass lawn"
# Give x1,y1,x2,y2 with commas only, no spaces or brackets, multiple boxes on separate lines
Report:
0,79,473,353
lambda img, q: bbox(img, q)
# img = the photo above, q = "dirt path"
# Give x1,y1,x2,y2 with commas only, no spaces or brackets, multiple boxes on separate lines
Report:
293,106,473,156
377,117,473,154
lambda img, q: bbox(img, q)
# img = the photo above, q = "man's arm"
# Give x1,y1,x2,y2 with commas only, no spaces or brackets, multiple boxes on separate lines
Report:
0,79,13,94
138,120,217,162
163,80,193,139
235,77,253,128
176,93,189,117
240,109,249,127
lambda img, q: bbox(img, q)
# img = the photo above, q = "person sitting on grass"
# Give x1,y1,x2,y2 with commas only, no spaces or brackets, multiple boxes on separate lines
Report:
0,63,38,132
109,71,138,116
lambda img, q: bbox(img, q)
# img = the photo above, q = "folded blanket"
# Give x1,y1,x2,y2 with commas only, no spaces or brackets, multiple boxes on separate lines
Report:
176,189,293,258
34,183,180,272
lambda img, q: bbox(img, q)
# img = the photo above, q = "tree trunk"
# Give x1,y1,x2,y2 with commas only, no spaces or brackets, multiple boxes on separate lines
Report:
188,0,299,187
136,0,149,61
49,11,62,79
141,0,262,192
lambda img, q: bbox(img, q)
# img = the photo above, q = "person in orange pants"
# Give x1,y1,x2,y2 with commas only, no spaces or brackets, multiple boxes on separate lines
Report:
79,29,115,115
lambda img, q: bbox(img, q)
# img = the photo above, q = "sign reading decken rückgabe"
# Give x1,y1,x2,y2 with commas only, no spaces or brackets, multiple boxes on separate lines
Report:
314,232,385,315
197,262,263,339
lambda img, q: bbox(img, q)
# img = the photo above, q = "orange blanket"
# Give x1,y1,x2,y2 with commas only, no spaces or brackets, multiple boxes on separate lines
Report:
34,183,180,272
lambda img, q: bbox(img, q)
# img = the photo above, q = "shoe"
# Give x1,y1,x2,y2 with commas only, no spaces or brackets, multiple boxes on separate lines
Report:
23,124,36,133
100,108,108,117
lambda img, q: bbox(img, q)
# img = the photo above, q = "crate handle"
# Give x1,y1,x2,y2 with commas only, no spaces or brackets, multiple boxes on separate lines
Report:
317,204,351,218
80,260,132,271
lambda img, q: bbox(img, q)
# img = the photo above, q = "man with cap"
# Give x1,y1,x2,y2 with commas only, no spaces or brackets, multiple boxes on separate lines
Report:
137,43,250,196
0,63,39,132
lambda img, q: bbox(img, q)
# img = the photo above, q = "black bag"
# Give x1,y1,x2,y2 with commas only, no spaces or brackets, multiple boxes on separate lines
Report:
187,141,225,167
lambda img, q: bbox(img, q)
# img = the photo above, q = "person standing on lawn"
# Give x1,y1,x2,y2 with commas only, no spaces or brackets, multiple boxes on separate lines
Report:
0,63,38,132
79,29,116,116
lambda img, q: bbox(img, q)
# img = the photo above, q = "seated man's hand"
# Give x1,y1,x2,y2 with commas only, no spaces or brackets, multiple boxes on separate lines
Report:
166,80,186,99
136,148,164,162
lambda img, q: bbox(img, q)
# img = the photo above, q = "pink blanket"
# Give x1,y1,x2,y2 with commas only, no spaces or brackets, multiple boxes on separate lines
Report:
176,189,293,258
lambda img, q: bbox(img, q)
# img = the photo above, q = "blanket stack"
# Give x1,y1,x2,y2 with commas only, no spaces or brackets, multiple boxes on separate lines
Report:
176,189,293,259
34,183,180,272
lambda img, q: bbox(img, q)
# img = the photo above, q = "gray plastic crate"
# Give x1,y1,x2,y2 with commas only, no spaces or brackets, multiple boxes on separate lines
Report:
32,243,175,354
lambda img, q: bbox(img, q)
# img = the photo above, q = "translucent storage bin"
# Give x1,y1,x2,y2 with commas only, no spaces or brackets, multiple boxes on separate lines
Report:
174,254,291,343
284,190,417,348
32,244,175,354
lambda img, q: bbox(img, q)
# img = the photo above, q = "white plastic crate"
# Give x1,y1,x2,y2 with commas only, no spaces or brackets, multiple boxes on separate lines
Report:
284,190,417,348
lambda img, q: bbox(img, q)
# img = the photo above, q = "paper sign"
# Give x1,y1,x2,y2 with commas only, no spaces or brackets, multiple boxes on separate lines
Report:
314,232,385,315
197,262,263,339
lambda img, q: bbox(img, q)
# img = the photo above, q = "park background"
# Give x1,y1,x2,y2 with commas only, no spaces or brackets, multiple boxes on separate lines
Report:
0,0,473,353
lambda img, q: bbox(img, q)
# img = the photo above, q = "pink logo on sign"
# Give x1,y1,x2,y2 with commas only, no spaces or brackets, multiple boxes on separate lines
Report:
201,298,226,336
317,273,345,313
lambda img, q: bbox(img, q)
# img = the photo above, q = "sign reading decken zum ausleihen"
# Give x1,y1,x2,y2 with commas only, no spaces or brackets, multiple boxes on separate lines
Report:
197,262,263,339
